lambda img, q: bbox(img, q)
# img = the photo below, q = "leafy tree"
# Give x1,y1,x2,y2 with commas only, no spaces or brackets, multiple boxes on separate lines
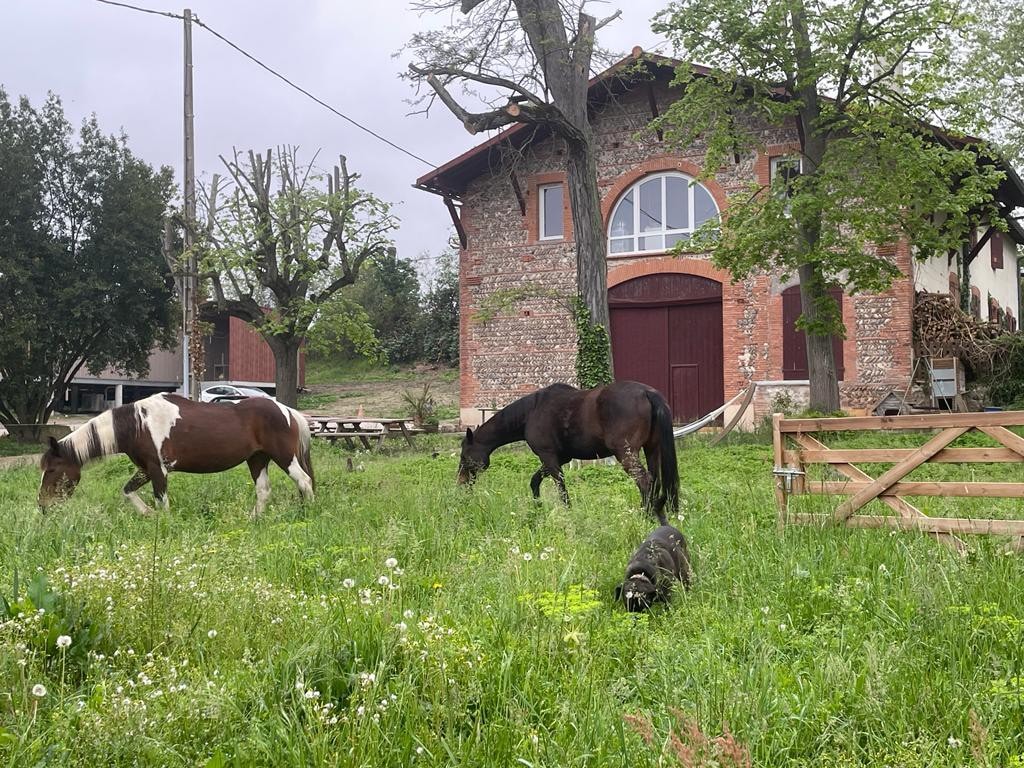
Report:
955,1,1024,166
345,249,423,363
200,148,399,407
407,0,623,375
654,0,1007,411
419,248,460,366
0,90,177,429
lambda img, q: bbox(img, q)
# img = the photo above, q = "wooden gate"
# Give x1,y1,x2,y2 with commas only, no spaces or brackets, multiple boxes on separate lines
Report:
772,411,1024,541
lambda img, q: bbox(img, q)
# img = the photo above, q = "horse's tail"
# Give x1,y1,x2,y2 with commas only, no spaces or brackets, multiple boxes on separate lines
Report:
292,407,315,491
645,389,679,514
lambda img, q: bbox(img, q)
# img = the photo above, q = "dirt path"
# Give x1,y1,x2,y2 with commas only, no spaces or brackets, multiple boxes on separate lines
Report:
301,366,459,426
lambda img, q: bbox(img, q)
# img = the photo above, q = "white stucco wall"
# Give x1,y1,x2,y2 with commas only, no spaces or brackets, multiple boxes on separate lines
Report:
972,233,1020,320
912,226,1021,322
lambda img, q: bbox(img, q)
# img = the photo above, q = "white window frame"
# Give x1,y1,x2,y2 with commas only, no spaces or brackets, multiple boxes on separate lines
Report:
770,156,803,198
606,172,720,257
538,183,564,241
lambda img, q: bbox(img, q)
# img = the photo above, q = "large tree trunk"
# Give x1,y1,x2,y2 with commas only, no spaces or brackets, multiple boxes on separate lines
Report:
797,262,841,412
266,336,300,408
565,135,611,341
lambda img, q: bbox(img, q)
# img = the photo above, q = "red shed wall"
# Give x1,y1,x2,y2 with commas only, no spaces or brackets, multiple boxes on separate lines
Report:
226,317,305,388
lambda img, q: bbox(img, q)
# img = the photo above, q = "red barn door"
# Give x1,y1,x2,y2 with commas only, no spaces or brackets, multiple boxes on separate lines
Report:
609,274,724,424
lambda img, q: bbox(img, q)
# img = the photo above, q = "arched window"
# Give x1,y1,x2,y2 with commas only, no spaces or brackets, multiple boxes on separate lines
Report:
608,173,720,255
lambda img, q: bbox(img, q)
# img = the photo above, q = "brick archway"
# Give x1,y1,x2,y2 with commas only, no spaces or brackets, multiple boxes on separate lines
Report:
608,257,731,289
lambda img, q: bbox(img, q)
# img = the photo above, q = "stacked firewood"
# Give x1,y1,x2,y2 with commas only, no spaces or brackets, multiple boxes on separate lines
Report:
913,292,1004,372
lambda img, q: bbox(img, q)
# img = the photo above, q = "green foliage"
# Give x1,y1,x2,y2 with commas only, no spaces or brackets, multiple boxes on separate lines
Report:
572,298,612,389
342,249,423,363
0,89,177,426
401,383,438,427
418,248,459,366
983,333,1024,406
653,0,1010,410
2,572,110,680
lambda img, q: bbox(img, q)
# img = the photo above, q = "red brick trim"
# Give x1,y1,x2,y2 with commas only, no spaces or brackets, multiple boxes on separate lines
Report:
756,142,803,186
600,156,730,225
607,256,731,288
526,172,572,243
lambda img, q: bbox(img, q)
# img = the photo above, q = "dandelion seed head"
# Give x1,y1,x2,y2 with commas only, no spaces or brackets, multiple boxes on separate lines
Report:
32,683,47,698
385,557,398,569
56,635,72,649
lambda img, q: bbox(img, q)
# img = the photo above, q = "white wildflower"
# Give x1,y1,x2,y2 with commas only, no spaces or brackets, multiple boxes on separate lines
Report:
947,736,963,748
207,629,217,639
395,622,407,632
32,683,47,698
56,635,72,649
385,557,398,569
403,609,414,620
342,578,355,589
523,552,533,561
378,575,390,587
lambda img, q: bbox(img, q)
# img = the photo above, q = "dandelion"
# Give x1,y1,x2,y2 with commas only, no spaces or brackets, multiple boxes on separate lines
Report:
523,552,533,561
779,623,787,632
378,575,390,587
416,746,424,755
510,546,520,555
32,684,47,698
207,629,217,639
948,736,963,748
540,552,549,560
432,582,443,590
396,622,408,632
403,609,414,620
394,567,404,576
342,578,355,589
56,635,72,649
385,557,398,569
878,563,890,576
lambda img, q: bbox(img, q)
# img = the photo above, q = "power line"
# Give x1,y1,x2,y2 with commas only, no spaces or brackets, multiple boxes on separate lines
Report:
93,0,437,168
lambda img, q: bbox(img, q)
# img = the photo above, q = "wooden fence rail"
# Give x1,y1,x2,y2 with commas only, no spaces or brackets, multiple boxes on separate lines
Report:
772,411,1024,545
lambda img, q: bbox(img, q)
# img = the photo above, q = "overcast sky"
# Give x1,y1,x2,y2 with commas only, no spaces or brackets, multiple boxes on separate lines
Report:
3,0,673,280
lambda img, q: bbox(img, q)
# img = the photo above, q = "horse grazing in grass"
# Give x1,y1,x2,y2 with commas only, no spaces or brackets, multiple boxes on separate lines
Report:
38,393,314,516
457,381,679,521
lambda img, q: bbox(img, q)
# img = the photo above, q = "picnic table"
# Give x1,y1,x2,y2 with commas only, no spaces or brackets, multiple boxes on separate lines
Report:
307,416,421,451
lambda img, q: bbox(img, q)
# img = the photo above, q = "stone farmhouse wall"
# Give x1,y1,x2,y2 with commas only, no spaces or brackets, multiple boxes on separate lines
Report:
457,78,914,426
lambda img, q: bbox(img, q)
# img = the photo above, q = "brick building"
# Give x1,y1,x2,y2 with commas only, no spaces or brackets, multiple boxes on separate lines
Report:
415,52,1024,427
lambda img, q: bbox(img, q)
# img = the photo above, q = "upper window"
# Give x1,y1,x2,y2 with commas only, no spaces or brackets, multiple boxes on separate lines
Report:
770,156,803,198
539,184,563,240
608,173,719,255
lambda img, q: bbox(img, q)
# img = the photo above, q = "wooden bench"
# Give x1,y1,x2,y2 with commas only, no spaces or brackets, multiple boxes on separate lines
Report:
314,430,385,451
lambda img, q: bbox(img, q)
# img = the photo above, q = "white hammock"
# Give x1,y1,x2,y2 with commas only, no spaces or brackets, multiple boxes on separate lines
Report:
672,386,752,439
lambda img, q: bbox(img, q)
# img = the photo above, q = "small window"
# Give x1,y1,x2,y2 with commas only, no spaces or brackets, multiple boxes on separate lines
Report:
991,230,1004,270
770,156,803,199
539,184,563,240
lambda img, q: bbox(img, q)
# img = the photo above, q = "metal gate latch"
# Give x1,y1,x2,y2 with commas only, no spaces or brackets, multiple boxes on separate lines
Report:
772,466,805,493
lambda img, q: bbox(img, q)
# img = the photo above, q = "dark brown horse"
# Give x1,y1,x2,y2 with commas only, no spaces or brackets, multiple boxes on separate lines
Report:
457,381,679,520
38,393,314,515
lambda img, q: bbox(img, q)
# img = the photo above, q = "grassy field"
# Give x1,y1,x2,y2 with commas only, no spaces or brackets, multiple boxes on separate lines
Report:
1,435,1023,767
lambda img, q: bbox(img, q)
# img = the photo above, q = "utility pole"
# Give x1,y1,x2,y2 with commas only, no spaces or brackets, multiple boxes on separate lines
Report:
182,7,199,399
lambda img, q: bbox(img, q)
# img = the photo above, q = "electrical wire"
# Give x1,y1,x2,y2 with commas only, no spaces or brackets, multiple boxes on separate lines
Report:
94,0,437,168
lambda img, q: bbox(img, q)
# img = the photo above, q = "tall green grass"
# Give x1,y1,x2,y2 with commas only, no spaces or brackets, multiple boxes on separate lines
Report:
1,437,1022,766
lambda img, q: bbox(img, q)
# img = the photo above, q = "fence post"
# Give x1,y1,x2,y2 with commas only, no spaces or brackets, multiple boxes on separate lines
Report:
772,413,786,529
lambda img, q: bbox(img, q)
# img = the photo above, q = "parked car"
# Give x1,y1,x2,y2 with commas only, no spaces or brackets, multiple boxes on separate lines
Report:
199,385,276,403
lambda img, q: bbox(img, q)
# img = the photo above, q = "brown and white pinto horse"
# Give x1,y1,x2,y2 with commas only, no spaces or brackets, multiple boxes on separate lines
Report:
38,393,314,515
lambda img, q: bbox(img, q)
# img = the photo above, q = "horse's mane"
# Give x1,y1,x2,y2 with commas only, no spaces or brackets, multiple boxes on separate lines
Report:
488,384,577,435
58,404,133,466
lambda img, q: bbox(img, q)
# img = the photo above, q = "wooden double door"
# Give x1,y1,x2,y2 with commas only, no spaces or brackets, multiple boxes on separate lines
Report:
609,273,724,424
